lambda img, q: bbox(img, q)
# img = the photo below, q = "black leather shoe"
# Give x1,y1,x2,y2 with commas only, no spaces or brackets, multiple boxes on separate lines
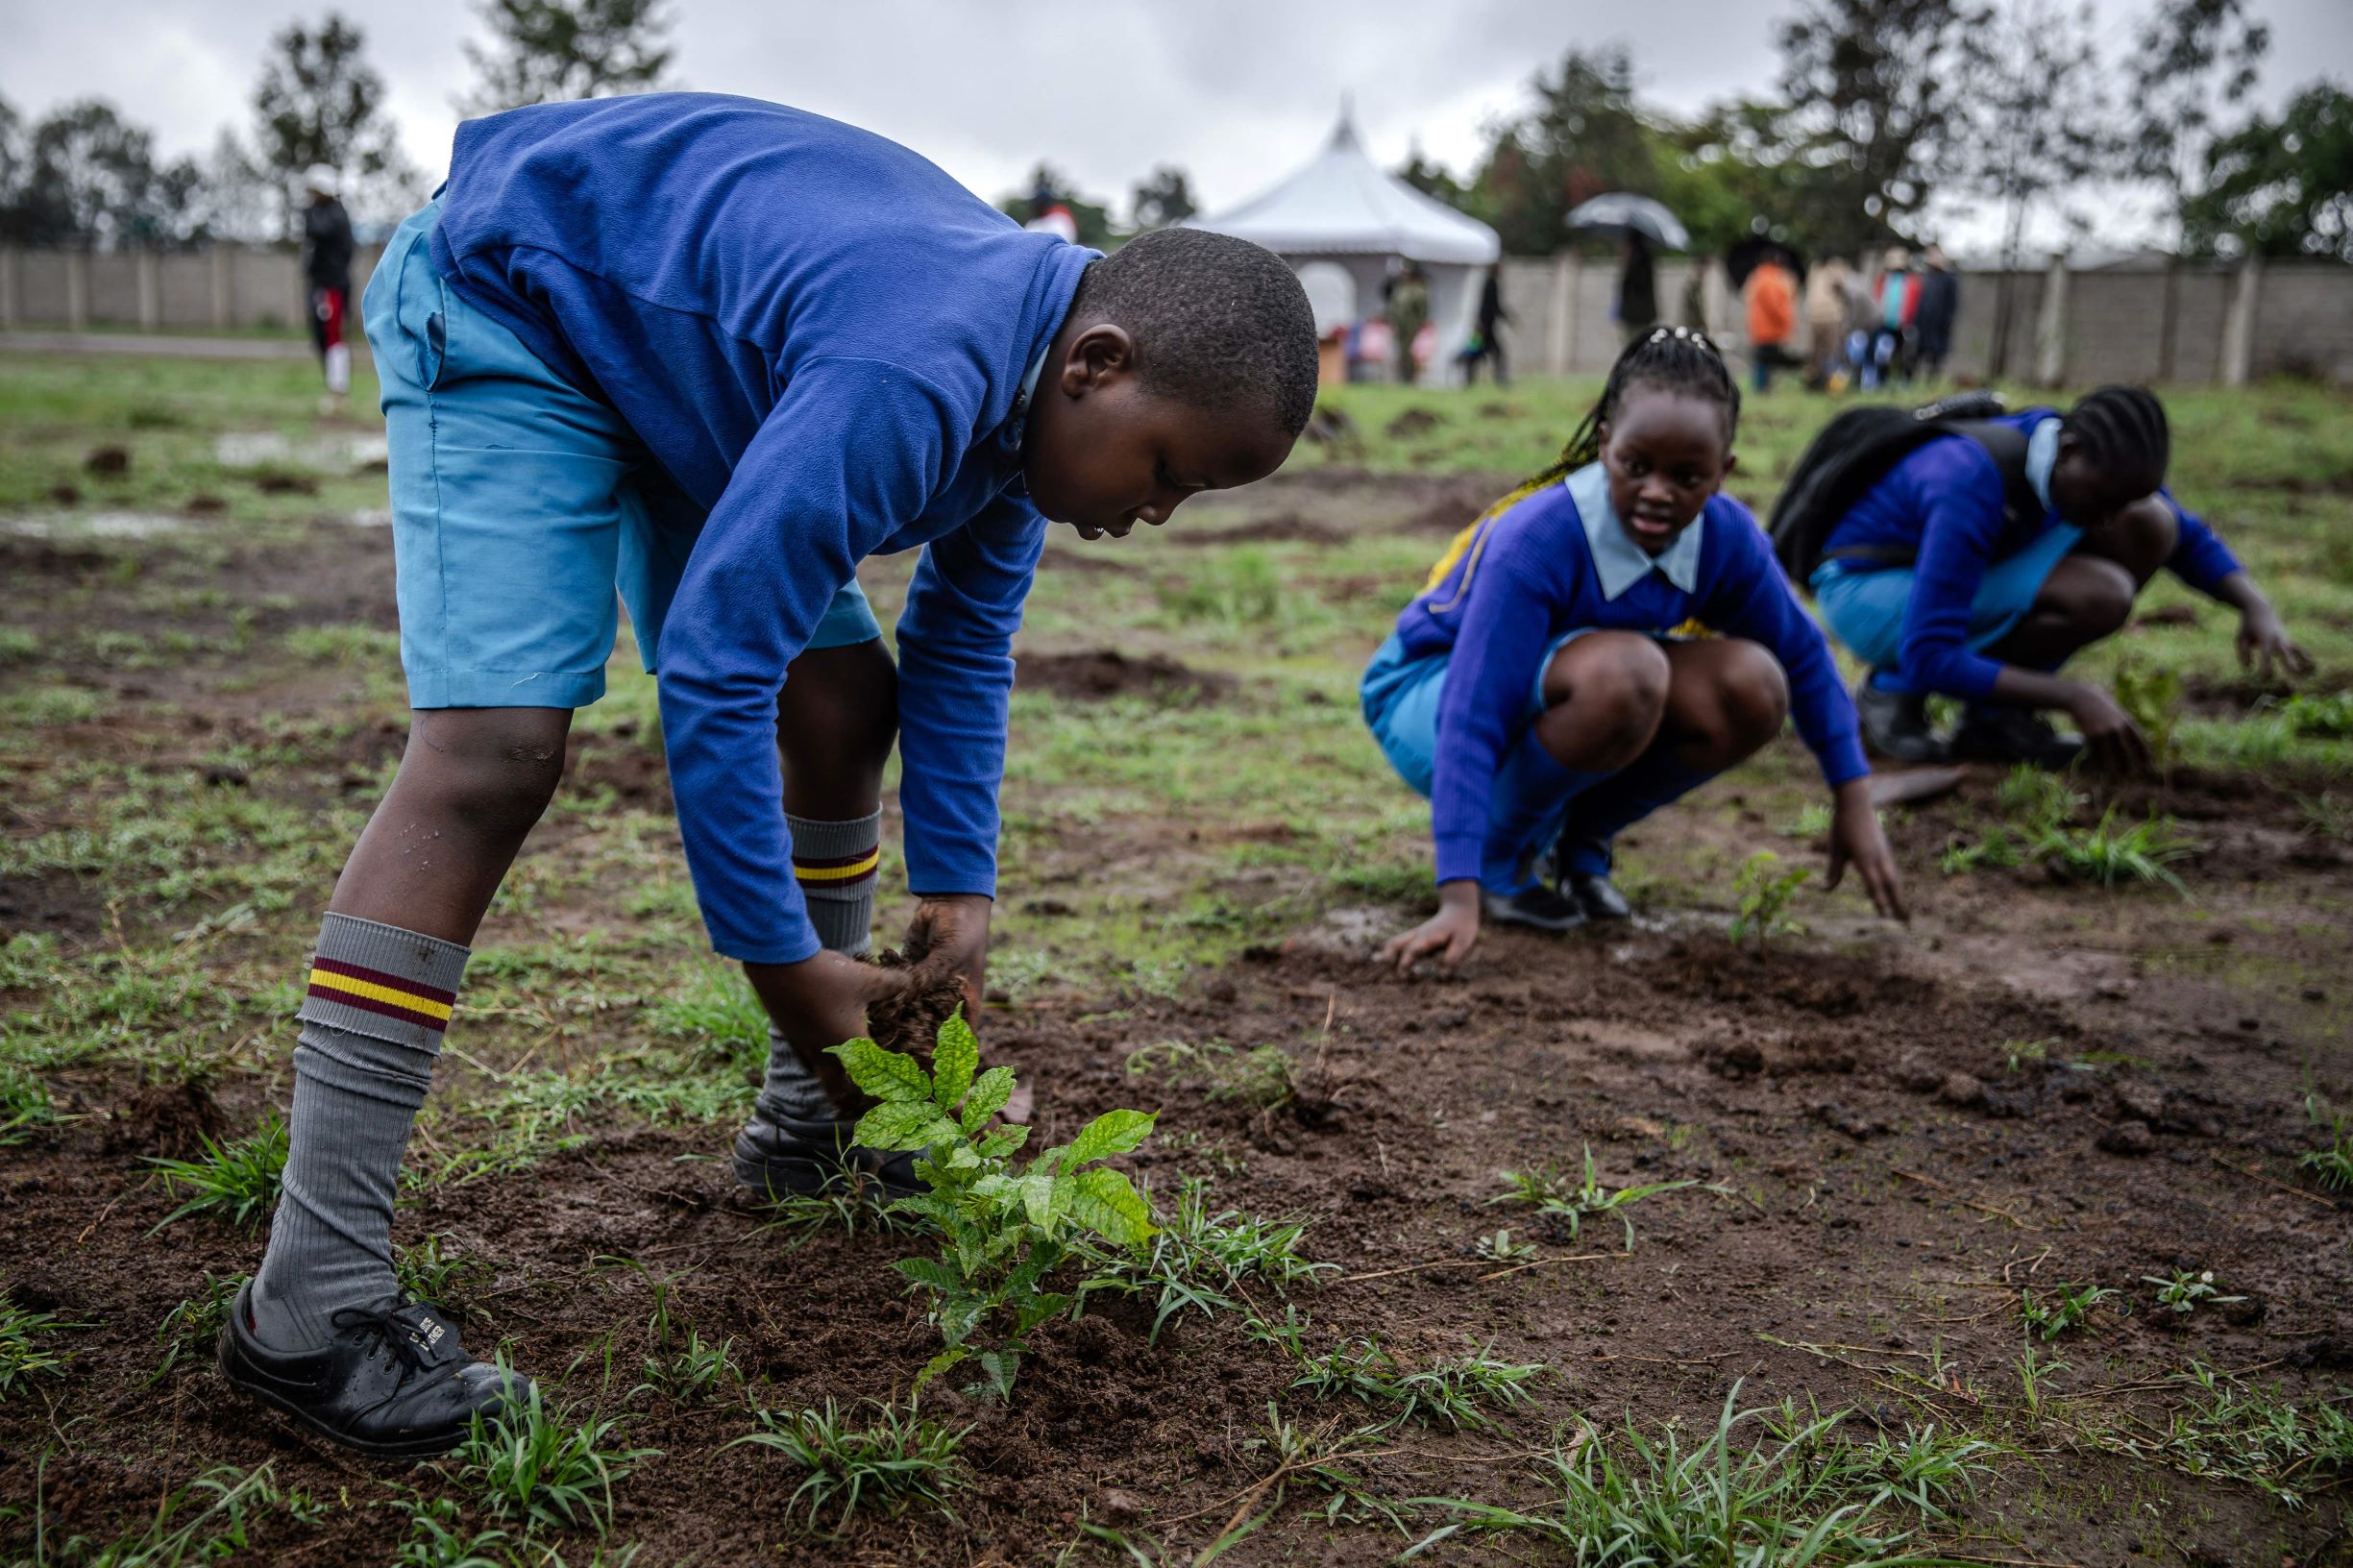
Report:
1562,870,1632,921
732,1108,921,1201
1481,884,1589,933
217,1282,521,1458
1951,704,2084,770
1855,678,1947,764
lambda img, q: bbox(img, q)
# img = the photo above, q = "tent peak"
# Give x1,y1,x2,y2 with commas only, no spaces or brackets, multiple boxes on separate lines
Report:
1330,96,1360,152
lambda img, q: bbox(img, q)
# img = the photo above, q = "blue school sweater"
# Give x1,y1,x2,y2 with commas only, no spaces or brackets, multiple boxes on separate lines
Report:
428,94,1093,966
1396,472,1869,887
1820,411,2241,700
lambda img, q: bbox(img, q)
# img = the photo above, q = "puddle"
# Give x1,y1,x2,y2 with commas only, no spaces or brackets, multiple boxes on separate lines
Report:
1,510,189,540
214,430,390,471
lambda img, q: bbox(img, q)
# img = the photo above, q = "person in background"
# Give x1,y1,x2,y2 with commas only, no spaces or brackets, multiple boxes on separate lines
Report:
1873,247,1918,386
1462,268,1510,385
1618,233,1659,343
1743,250,1799,392
1913,245,1960,383
1804,256,1852,390
302,165,355,400
1024,185,1079,244
1389,260,1430,385
1843,260,1882,387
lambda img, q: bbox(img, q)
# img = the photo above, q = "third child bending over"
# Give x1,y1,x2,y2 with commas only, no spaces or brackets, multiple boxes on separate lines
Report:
1365,327,1906,972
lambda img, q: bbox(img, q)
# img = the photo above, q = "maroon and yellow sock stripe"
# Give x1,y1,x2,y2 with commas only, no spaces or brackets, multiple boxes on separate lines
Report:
306,957,457,1032
794,846,880,888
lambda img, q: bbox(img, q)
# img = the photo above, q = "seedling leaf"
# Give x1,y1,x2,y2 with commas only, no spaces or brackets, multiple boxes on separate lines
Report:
832,1039,931,1104
931,1009,978,1110
855,1101,959,1152
1065,1109,1158,1169
1069,1166,1158,1249
962,1066,1016,1131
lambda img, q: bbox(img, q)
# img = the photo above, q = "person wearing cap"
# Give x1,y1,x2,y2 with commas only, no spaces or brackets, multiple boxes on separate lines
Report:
302,166,355,398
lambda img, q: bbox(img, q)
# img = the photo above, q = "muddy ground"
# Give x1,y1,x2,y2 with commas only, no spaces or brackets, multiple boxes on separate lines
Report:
2,464,2349,1566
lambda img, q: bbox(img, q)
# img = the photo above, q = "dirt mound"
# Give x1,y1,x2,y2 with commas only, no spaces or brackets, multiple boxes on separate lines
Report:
1016,649,1229,704
1384,407,1443,439
1169,513,1347,548
1401,474,1504,534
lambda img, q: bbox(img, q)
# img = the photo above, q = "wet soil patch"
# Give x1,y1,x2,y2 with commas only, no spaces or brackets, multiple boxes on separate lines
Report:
1167,513,1349,548
1383,407,1443,439
1016,649,1231,704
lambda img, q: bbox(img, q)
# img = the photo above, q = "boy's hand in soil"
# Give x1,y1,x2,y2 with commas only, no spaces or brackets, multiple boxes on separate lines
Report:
743,951,910,1105
1380,880,1481,975
2067,684,2152,774
1825,778,1906,921
2234,600,2311,682
902,894,992,1017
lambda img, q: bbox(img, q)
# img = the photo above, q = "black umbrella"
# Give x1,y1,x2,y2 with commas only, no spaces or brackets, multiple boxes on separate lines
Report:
1563,193,1690,251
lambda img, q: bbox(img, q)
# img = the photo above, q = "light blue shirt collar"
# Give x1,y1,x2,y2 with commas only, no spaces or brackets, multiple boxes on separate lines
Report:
2025,415,2059,513
1565,462,1703,600
1003,343,1054,455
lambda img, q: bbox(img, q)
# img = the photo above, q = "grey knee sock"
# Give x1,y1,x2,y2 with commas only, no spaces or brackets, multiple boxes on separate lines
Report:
759,812,881,1122
250,914,467,1350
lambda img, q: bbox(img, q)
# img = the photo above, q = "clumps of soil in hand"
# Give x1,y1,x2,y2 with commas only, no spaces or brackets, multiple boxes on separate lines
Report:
1017,649,1230,705
864,947,972,1058
84,446,130,477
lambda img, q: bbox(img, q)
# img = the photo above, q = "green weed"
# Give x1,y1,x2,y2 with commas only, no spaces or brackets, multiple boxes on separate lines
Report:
1475,1229,1537,1263
1078,1176,1331,1340
151,1271,244,1384
0,1291,82,1399
2040,808,2196,894
2145,1269,2245,1316
391,1496,513,1568
146,1112,286,1233
11,1460,302,1566
1998,763,2083,835
731,1399,968,1533
646,962,768,1057
1409,1386,1996,1560
394,1234,497,1309
452,1373,658,1535
1489,1145,1702,1251
2109,1360,2353,1507
834,1008,1157,1398
2020,1282,2120,1340
1156,548,1290,626
2284,690,2353,740
1779,802,1832,840
2113,656,2183,769
2300,1089,2353,1191
0,1063,58,1143
2002,1037,2055,1072
625,1272,739,1406
1255,1311,1540,1433
990,947,1054,1002
2302,791,2353,842
1125,1038,1299,1112
1728,850,1808,948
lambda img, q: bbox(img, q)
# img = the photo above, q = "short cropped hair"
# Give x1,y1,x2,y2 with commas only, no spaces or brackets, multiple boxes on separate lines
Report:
2064,385,2170,493
1067,228,1319,438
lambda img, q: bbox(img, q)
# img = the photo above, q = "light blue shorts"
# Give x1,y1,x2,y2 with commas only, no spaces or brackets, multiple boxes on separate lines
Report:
1359,628,1605,797
1809,523,2082,683
363,199,878,710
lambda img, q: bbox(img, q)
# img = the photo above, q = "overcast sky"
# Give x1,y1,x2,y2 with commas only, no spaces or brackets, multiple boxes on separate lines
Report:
5,0,2348,249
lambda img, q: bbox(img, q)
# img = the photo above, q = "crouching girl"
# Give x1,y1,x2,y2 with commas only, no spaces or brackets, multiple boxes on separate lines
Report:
1365,328,1905,971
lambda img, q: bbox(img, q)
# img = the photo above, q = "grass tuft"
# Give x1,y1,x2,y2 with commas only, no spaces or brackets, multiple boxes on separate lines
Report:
146,1112,287,1233
731,1399,969,1533
452,1372,659,1535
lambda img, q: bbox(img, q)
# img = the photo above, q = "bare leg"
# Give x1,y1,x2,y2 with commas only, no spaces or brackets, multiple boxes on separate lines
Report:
1989,497,2176,673
1532,630,1672,772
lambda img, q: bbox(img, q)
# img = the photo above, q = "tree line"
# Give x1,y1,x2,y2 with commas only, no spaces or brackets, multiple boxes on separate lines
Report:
0,0,2341,265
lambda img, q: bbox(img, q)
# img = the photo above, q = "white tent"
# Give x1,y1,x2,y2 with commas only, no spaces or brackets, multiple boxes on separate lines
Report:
1188,111,1502,384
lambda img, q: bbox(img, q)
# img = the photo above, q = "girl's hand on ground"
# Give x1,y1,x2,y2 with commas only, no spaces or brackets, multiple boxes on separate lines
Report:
902,894,993,1018
2068,686,2152,774
2236,605,2313,681
1825,780,1906,922
743,950,912,1107
1378,882,1481,975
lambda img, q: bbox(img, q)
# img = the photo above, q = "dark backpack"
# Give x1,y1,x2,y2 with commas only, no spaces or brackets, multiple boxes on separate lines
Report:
1768,392,2044,583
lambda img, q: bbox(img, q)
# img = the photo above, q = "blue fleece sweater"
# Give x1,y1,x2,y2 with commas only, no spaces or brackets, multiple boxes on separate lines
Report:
428,94,1093,965
1821,411,2242,699
1395,478,1869,886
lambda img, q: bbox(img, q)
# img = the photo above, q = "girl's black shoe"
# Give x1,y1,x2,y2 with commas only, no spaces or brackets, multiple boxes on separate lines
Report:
217,1282,522,1458
1562,870,1632,920
1480,884,1588,933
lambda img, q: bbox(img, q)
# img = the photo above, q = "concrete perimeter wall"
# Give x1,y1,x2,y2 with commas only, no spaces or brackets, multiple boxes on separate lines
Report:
1492,253,2353,387
0,243,384,334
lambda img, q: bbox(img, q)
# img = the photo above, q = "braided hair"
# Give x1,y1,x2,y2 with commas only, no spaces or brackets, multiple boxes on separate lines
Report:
1480,326,1740,527
2062,385,2169,495
1420,326,1742,599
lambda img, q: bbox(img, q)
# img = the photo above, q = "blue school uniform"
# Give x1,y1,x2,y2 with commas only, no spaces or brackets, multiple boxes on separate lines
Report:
1811,411,2240,698
364,93,1092,967
1360,464,1868,894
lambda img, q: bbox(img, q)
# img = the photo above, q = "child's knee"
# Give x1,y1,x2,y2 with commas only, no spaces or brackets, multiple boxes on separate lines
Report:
1540,637,1670,769
1720,643,1791,743
2116,494,2178,570
2059,557,2139,640
401,710,570,839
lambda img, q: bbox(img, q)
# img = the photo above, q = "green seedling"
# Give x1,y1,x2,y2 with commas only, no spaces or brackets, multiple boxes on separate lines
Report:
146,1111,287,1233
1488,1144,1701,1251
2302,791,2353,842
1998,762,2084,836
731,1399,969,1533
2019,1281,2120,1340
2039,808,2195,894
1778,802,1831,840
452,1368,659,1535
152,1270,245,1384
2283,690,2353,740
392,1496,514,1568
1079,1176,1330,1341
1408,1384,1996,1558
2112,1360,2353,1507
833,1008,1158,1399
2014,1342,2070,1422
1475,1229,1537,1263
627,1276,740,1406
1728,850,1808,949
2113,656,2182,770
2145,1268,2246,1316
394,1234,496,1308
1940,825,2022,875
12,1460,297,1567
2002,1037,2055,1072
